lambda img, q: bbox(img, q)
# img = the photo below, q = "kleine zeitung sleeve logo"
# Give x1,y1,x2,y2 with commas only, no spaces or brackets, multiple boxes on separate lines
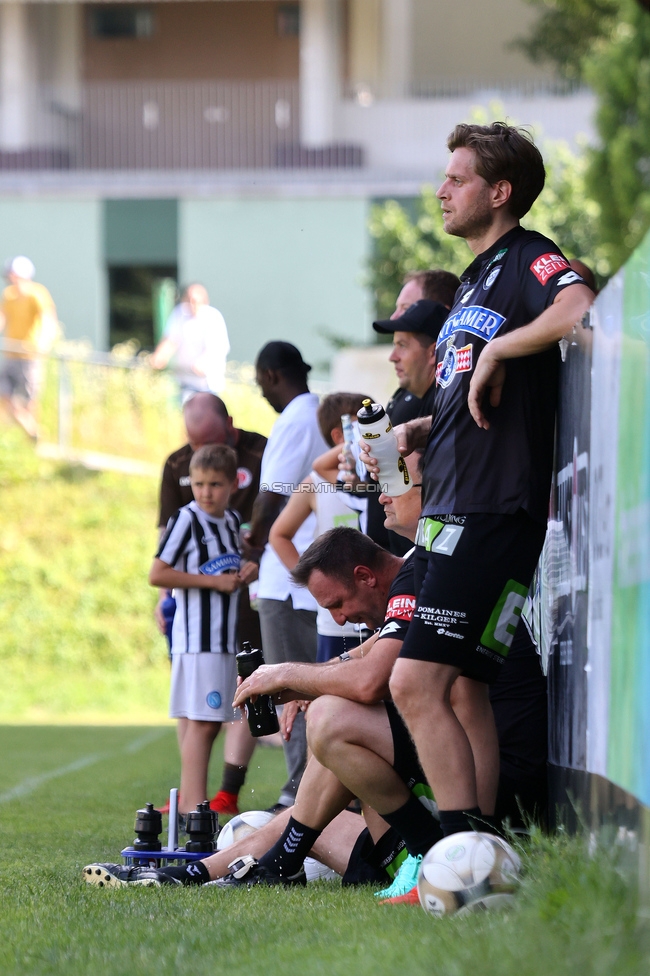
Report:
529,253,569,285
385,594,416,621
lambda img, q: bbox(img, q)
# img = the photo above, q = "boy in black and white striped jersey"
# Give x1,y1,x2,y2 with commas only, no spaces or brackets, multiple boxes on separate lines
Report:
150,444,259,817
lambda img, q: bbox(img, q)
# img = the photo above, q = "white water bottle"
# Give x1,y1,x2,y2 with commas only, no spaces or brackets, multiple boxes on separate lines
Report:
357,399,410,496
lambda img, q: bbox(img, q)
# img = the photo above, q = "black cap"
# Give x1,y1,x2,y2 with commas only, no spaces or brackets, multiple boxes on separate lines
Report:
256,341,311,374
373,300,448,341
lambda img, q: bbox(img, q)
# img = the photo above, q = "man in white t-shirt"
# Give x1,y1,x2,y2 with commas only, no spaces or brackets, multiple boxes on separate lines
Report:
245,341,328,811
150,283,230,398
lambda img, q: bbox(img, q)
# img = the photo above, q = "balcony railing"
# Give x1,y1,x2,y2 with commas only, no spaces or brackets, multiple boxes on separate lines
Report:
0,79,594,177
0,80,362,172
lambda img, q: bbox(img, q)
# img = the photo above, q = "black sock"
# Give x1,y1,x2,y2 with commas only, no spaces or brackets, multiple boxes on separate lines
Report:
158,861,210,886
438,807,482,837
257,817,322,877
380,794,443,857
341,826,407,887
474,814,503,836
219,762,247,796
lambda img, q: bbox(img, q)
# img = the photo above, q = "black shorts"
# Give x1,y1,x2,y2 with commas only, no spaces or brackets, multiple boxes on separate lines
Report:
400,510,546,683
341,702,435,886
385,701,431,801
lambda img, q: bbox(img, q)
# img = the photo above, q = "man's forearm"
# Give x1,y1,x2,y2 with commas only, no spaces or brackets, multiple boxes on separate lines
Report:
246,491,287,551
489,284,594,362
233,635,397,708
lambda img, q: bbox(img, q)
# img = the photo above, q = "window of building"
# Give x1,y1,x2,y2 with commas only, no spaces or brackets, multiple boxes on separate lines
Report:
277,4,300,37
109,266,177,352
88,6,155,39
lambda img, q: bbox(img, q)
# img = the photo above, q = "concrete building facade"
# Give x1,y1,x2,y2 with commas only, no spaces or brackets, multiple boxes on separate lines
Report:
0,0,596,371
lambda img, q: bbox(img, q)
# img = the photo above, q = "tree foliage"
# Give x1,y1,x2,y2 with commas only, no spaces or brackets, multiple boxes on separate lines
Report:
583,0,650,267
367,140,607,320
367,191,469,320
517,0,650,270
514,0,620,81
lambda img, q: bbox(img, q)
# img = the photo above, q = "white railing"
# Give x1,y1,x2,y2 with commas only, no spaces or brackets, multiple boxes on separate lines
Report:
0,339,330,472
0,78,596,177
0,80,362,172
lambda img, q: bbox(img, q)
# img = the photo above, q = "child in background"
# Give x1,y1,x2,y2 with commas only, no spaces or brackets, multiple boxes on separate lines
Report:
150,444,258,816
269,392,370,661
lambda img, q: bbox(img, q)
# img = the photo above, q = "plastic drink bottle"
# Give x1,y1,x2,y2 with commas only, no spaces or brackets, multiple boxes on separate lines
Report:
338,413,357,486
236,641,280,737
356,399,410,496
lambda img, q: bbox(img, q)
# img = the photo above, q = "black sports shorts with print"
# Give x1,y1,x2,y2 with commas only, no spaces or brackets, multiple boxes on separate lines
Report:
399,510,546,683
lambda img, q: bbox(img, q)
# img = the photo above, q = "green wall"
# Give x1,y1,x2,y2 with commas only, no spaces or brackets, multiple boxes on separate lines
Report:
178,197,372,373
0,199,105,347
104,199,178,265
0,194,373,364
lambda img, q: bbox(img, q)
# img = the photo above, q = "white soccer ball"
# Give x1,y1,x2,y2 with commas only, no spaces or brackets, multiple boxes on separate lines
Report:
216,810,275,850
417,832,521,917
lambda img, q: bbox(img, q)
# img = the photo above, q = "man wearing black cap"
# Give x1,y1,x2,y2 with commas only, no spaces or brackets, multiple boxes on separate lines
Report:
380,270,459,426
371,299,450,556
374,300,449,420
245,341,329,812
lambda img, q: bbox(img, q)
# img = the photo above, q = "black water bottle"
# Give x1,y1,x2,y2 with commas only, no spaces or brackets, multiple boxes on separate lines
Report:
185,801,219,853
132,802,162,852
236,641,280,737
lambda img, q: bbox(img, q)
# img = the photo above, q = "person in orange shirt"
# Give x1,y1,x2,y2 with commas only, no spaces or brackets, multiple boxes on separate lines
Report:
0,256,57,439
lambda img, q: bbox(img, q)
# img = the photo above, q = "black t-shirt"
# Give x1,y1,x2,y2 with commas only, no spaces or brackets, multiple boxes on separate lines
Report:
422,227,584,524
376,551,416,642
382,388,435,556
418,382,436,419
387,383,435,425
158,428,267,527
387,387,421,426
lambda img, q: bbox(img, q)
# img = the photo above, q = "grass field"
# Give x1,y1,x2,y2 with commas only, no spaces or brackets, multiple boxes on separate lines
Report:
0,381,648,974
0,425,168,723
0,725,647,976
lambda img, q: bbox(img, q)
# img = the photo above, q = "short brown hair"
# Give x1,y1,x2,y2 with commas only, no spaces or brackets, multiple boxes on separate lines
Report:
404,269,460,309
317,392,371,446
447,122,545,219
291,527,386,588
190,444,237,481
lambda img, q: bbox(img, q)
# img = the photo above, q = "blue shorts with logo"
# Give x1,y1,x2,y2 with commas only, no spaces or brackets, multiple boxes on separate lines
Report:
398,510,546,683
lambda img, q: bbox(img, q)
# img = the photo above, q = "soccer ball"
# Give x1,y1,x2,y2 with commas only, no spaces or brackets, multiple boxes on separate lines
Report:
216,810,275,850
417,832,521,917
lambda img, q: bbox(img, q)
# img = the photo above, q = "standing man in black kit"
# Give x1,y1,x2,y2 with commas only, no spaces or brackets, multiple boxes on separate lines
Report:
372,123,594,839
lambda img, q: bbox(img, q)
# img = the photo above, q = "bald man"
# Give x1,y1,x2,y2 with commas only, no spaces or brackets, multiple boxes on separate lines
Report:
157,392,266,644
158,393,266,541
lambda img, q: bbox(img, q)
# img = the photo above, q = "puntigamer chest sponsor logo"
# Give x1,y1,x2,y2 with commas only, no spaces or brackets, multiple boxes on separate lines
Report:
436,305,506,346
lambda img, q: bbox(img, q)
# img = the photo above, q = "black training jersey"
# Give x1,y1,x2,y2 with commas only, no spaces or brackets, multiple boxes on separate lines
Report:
422,227,585,524
376,551,416,642
387,387,421,426
387,384,435,425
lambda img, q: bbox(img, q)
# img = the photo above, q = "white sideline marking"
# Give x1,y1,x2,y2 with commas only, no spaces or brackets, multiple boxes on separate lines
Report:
0,729,169,804
0,753,104,804
123,729,167,754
